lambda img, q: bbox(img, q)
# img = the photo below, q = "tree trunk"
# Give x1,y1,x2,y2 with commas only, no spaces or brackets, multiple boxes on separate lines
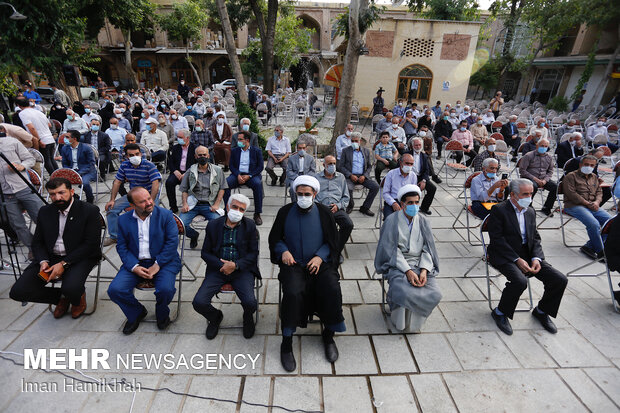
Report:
249,0,278,95
186,46,201,87
215,0,248,103
123,29,139,89
329,0,368,150
591,28,620,106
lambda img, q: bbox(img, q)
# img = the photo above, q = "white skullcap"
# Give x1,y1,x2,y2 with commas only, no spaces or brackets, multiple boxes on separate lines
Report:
293,175,320,194
215,110,226,118
144,117,157,124
397,184,421,202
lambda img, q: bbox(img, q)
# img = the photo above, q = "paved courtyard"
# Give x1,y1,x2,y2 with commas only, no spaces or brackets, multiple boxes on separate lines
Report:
0,149,619,413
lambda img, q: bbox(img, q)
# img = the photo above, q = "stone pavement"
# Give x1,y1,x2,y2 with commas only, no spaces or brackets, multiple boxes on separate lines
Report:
1,154,619,413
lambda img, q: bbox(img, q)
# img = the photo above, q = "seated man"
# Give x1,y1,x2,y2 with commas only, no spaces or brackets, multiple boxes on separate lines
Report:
375,184,442,332
211,112,233,168
555,119,578,143
501,115,521,160
556,132,584,169
375,112,393,133
60,130,97,204
269,176,345,372
165,129,196,213
106,116,128,152
520,131,542,155
472,137,501,172
224,131,264,226
82,118,112,179
170,108,189,134
562,155,611,260
518,138,556,216
387,116,407,154
528,118,549,141
104,143,162,245
179,146,227,248
339,132,379,216
265,125,291,186
588,117,618,152
190,119,215,153
336,125,353,161
315,156,353,254
469,116,488,152
563,148,612,207
433,111,454,159
450,119,477,166
9,177,101,319
141,118,168,163
487,178,568,336
285,141,316,200
192,194,260,340
470,158,508,219
62,109,89,134
409,138,436,215
382,154,417,219
374,131,399,182
107,187,181,334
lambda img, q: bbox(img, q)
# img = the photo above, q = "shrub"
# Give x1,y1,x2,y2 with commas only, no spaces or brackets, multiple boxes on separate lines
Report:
235,99,268,158
546,96,569,113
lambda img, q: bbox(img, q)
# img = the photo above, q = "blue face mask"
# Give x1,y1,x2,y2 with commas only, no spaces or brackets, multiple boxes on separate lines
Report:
405,204,419,217
177,138,185,145
63,137,70,145
540,122,545,127
537,147,547,154
187,106,192,110
237,141,245,148
486,172,496,179
460,127,466,132
517,197,532,209
91,125,99,132
84,108,91,114
242,124,250,131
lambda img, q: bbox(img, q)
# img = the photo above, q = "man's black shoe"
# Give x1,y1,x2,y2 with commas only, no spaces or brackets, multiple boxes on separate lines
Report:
360,207,375,217
271,177,277,186
579,245,597,260
420,209,432,216
532,309,557,334
243,311,255,339
254,213,263,226
614,290,620,306
170,206,178,214
596,251,606,262
190,234,199,249
123,307,147,335
157,316,171,330
205,310,223,340
280,345,296,372
432,174,442,183
322,330,339,362
540,208,552,217
346,205,353,214
491,310,513,335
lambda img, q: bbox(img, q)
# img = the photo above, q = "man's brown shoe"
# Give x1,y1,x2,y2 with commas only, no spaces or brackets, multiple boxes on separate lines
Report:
254,213,263,226
71,293,87,319
53,296,70,319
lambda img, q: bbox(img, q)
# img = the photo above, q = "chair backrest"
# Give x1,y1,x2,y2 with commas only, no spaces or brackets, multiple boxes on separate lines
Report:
50,168,83,185
593,134,608,145
86,143,99,162
599,146,612,156
495,140,508,152
445,140,464,151
492,121,503,129
28,148,44,164
136,143,152,160
256,103,268,112
490,132,503,141
525,135,534,142
516,122,527,129
560,133,573,142
185,115,195,124
601,215,617,236
51,119,62,132
608,124,618,133
172,213,185,235
27,169,42,194
465,171,482,188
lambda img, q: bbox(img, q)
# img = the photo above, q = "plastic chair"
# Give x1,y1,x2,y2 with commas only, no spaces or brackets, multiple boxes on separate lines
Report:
27,169,43,195
218,277,263,327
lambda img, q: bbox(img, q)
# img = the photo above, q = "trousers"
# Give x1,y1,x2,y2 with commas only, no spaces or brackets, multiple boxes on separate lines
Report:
192,270,257,322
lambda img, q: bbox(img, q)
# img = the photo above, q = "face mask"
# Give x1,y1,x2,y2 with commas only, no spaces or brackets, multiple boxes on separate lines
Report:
418,131,426,137
351,142,360,150
217,118,224,125
443,116,449,121
172,115,178,120
56,105,62,109
401,165,412,174
398,103,403,106
297,195,314,209
405,204,419,217
477,120,483,125
29,101,35,107
197,157,209,166
581,166,594,175
597,121,604,127
194,126,203,132
67,115,73,121
63,137,70,145
487,144,496,152
161,104,166,109
237,141,245,148
326,164,336,174
111,124,118,130
464,112,469,115
392,124,398,129
517,196,532,209
187,106,192,110
450,113,456,118
537,147,548,154
91,125,99,132
242,124,250,131
539,122,545,127
115,113,122,118
149,109,155,114
486,172,496,179
129,155,142,166
569,139,577,146
158,118,166,124
227,209,243,223
487,112,492,116
460,127,466,132
180,81,185,85
119,95,124,99
84,108,91,113
456,104,461,108
141,113,146,118
345,130,351,137
177,138,185,145
298,149,305,156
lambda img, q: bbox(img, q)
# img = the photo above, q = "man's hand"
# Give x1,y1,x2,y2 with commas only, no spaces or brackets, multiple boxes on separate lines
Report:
383,159,389,165
220,259,236,275
515,258,532,275
105,199,115,212
307,256,323,275
406,269,421,286
181,203,190,213
10,163,25,172
350,175,359,183
48,262,65,281
237,174,245,184
133,266,151,279
419,180,426,191
282,251,296,266
174,171,183,180
530,259,541,274
358,175,366,184
39,261,50,273
330,204,338,213
392,202,402,211
147,262,160,277
589,201,599,211
418,269,428,287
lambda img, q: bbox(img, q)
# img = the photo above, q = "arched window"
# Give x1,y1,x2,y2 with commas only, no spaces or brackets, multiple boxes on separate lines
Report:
397,64,433,102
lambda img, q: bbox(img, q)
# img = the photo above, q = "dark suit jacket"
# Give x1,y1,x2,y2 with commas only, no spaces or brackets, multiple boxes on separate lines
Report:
285,152,316,183
339,146,373,179
230,146,264,178
231,131,259,148
556,140,584,169
487,200,545,267
501,122,519,145
201,216,261,278
604,215,620,272
60,143,96,176
167,143,196,173
82,131,112,159
117,206,181,273
405,150,431,183
32,200,102,265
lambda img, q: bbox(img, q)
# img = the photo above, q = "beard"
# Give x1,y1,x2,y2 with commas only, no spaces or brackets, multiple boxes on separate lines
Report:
53,198,72,211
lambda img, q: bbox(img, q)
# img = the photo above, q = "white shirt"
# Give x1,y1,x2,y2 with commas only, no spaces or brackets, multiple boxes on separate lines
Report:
586,125,608,141
62,117,89,134
412,151,421,176
133,211,152,260
171,116,189,133
265,135,291,155
18,108,54,144
71,145,79,169
52,199,74,256
299,156,304,172
482,113,495,125
387,126,406,143
142,129,169,152
510,200,527,244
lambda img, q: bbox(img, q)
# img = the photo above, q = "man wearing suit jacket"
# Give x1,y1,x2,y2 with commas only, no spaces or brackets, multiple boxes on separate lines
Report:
338,132,379,216
487,178,567,336
60,130,97,203
285,141,316,200
224,131,264,225
556,132,584,169
82,118,112,178
231,118,259,148
408,137,436,215
10,177,101,319
500,115,521,161
165,129,196,213
192,193,260,340
107,187,181,334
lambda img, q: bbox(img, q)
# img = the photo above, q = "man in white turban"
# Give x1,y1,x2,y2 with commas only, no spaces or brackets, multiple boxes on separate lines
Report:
268,175,345,372
374,184,442,332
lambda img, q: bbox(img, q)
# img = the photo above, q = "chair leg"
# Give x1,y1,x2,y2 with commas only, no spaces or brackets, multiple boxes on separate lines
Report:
381,277,391,316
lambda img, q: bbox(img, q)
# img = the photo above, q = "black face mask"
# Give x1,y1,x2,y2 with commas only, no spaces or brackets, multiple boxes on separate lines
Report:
206,113,213,118
53,198,72,211
197,157,209,165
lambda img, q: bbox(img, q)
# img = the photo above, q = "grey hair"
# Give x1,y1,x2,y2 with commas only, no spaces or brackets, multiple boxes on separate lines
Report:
482,157,499,169
240,117,250,124
411,137,423,146
274,124,284,131
351,131,362,140
572,132,582,139
177,128,191,138
509,178,533,194
538,138,549,146
228,193,251,209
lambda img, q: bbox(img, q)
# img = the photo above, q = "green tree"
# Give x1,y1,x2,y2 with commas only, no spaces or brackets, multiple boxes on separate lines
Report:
214,0,248,103
201,0,254,32
406,0,481,21
158,0,208,87
248,0,279,95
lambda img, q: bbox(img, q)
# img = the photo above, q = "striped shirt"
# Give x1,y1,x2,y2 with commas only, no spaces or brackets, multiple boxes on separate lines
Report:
374,142,397,160
115,159,161,191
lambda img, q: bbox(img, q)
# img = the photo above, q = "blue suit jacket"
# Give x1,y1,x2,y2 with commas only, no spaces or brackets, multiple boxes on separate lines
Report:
60,143,96,176
116,206,182,273
230,146,264,178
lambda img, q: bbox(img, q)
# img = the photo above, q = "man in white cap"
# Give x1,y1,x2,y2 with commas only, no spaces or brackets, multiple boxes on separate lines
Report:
141,117,169,162
374,184,442,332
268,175,345,372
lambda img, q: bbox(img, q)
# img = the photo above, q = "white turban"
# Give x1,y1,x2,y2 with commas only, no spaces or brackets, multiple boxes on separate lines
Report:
293,175,320,194
397,184,421,202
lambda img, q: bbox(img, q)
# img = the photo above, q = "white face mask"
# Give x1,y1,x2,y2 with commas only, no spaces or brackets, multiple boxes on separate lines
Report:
450,113,456,117
115,113,122,118
581,166,594,175
597,121,604,127
477,120,483,125
418,131,426,137
111,124,118,130
351,142,360,150
129,155,142,166
392,124,398,129
345,130,351,137
227,209,243,223
401,165,412,174
487,144,496,152
297,195,314,209
217,118,224,125
171,114,178,120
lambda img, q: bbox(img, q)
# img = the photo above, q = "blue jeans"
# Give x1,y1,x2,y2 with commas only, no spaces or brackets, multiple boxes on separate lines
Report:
80,170,97,203
224,175,263,213
107,259,177,322
180,204,221,240
563,205,611,252
107,194,160,239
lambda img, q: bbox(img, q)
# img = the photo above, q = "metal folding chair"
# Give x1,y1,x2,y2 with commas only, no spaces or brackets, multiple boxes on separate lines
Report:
601,216,620,313
218,277,263,327
451,171,484,246
441,140,469,187
48,168,83,200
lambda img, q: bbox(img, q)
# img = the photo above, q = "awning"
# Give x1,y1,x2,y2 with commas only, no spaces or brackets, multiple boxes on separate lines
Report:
323,64,344,88
532,54,620,67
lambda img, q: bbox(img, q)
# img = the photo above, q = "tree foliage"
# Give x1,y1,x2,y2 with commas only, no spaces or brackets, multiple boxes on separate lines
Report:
407,0,481,21
201,0,254,32
158,0,207,46
333,2,385,39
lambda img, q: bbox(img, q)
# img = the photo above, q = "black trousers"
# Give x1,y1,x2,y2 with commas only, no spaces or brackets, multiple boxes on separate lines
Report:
495,256,567,319
99,154,110,178
10,255,98,306
471,201,491,219
505,137,521,155
532,180,557,211
332,209,353,254
165,174,183,210
454,146,478,167
278,262,344,329
418,178,436,212
192,270,257,322
41,143,58,175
